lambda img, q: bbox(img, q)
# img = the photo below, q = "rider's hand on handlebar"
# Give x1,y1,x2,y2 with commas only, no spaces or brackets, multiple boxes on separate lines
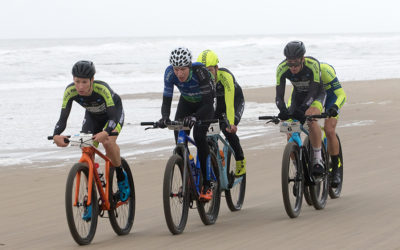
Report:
54,135,69,147
93,131,109,143
226,124,237,134
158,117,171,128
327,104,339,117
291,108,306,124
278,109,290,121
183,116,196,129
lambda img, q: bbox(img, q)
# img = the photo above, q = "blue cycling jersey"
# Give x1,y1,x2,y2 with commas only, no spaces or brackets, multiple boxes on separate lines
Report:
163,62,211,103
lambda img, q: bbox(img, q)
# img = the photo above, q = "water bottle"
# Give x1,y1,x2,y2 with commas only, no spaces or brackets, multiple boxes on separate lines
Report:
189,154,196,168
188,154,196,178
219,149,225,167
95,163,106,187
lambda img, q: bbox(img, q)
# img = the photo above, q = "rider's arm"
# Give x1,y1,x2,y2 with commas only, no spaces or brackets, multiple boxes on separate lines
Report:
234,85,245,125
53,85,75,135
334,87,346,109
161,66,174,119
321,63,346,109
276,62,288,112
219,71,236,125
193,66,214,119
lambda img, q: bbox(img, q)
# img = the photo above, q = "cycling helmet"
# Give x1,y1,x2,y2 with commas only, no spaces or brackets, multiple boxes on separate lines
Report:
169,47,192,67
72,60,96,78
284,41,306,59
197,49,219,67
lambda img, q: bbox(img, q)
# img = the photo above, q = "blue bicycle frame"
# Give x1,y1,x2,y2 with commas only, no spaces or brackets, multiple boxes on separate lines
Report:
177,130,217,196
207,134,244,191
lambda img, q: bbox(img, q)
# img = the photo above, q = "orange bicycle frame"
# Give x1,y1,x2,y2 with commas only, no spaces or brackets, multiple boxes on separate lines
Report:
73,146,113,210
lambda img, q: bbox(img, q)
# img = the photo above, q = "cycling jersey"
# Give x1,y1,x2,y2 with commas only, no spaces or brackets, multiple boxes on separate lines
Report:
320,63,346,110
53,80,123,135
161,62,215,120
276,56,325,113
214,68,245,126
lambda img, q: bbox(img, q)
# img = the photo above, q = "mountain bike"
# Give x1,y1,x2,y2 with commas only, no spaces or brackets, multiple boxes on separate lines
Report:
206,114,246,211
47,133,135,245
258,114,330,218
141,120,221,235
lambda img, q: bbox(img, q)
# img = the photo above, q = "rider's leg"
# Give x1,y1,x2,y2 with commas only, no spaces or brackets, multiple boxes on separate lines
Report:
324,117,339,156
221,124,244,161
221,124,246,176
194,123,211,186
306,106,325,177
103,133,121,166
306,106,322,152
324,117,341,185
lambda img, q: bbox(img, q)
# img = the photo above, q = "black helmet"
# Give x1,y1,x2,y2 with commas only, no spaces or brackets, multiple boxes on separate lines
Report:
284,41,306,59
72,60,96,78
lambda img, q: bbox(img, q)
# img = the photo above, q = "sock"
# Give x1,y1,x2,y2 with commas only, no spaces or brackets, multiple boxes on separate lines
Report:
115,166,125,182
331,155,339,169
312,147,322,162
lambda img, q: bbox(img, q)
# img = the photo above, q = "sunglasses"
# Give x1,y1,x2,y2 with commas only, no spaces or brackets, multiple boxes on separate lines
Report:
286,61,302,67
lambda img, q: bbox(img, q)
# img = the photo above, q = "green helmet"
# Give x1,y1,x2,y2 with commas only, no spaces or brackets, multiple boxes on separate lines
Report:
197,49,219,67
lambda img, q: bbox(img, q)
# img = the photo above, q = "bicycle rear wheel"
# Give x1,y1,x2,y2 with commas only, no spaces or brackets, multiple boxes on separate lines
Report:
163,154,189,234
329,133,344,198
225,149,246,211
65,163,99,245
281,142,303,218
197,151,221,225
108,158,135,235
309,140,329,210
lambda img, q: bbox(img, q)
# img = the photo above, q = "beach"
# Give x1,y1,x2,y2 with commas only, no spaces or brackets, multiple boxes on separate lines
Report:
1,78,399,249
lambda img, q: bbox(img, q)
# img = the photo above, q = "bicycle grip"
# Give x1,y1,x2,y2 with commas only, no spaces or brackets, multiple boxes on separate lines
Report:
259,116,277,120
141,122,155,126
47,135,72,140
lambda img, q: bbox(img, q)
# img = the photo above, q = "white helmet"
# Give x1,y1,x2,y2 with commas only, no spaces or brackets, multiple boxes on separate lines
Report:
169,47,192,67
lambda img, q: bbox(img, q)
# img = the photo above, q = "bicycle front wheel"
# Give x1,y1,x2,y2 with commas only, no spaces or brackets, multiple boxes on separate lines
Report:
281,142,303,218
225,149,246,211
163,154,189,234
108,158,135,235
65,163,99,245
197,151,221,225
329,133,344,198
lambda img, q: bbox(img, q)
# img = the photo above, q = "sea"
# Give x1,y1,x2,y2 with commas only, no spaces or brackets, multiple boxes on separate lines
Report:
1,33,399,167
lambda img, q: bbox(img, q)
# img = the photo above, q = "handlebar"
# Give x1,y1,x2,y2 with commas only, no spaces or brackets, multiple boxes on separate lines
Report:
141,119,219,129
259,113,329,123
48,131,119,143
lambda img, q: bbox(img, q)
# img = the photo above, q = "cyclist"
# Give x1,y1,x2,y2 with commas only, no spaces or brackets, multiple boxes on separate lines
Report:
275,41,326,178
159,47,215,201
321,62,346,187
52,60,130,219
197,49,246,177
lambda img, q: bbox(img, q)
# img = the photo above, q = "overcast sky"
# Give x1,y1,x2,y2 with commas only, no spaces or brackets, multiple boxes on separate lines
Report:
1,0,399,39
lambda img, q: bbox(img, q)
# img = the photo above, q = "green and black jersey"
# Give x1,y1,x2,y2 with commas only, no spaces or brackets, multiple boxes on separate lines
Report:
53,80,123,135
276,56,325,112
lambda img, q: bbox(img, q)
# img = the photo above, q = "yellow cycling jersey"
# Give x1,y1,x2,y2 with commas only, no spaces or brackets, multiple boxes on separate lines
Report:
216,69,236,125
320,63,346,109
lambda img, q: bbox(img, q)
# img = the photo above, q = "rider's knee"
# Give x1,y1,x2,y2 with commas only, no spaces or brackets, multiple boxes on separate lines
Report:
324,126,336,138
102,139,117,149
306,106,321,116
